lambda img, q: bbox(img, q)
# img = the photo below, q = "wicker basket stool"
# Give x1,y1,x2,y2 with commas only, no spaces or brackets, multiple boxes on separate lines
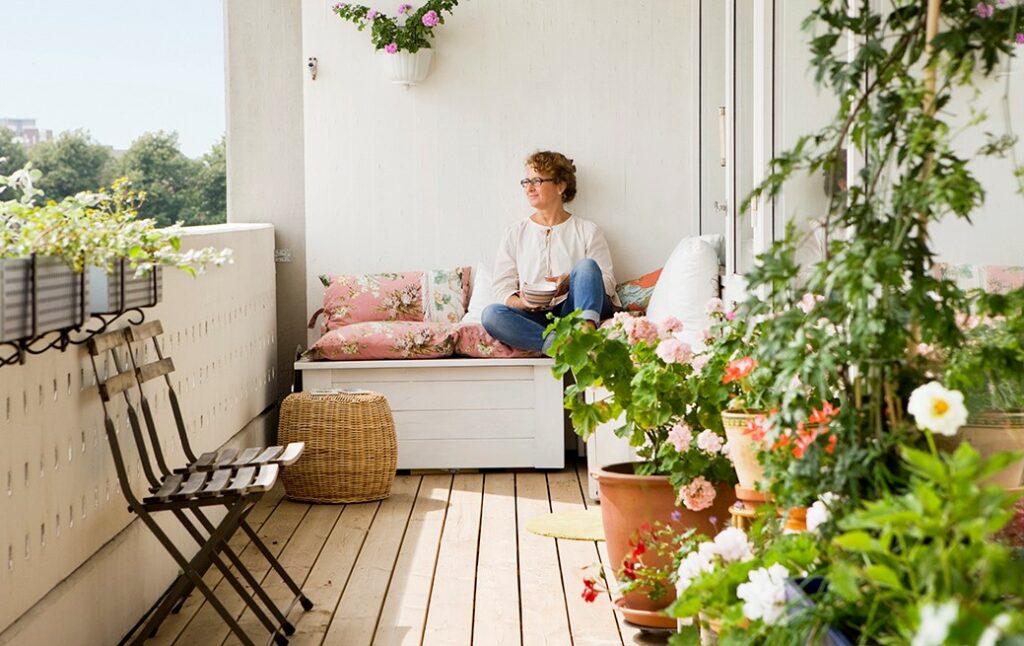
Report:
278,391,397,503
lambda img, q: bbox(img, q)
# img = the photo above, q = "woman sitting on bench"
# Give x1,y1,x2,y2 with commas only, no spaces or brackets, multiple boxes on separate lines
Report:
482,150,618,354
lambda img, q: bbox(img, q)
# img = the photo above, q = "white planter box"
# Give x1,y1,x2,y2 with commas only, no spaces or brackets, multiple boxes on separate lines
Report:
88,263,163,314
0,256,86,343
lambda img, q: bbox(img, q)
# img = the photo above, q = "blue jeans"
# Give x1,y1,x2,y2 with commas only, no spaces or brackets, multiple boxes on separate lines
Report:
482,258,614,353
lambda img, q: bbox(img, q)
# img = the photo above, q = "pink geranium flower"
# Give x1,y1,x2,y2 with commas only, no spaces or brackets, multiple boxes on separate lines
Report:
398,3,413,13
668,422,693,453
705,298,725,314
422,9,439,26
679,476,717,512
660,315,683,335
627,317,660,345
1017,33,1024,45
385,42,399,54
975,2,994,18
367,9,379,20
696,429,725,454
656,338,694,365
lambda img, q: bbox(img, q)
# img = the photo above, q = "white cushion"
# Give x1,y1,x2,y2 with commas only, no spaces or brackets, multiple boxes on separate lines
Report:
461,263,496,324
644,237,720,342
698,234,726,266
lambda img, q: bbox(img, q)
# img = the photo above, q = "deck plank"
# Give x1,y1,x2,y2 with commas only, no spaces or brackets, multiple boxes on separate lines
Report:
287,501,381,645
516,472,572,645
421,473,484,646
223,503,344,645
471,473,521,646
575,460,645,644
321,475,421,646
373,474,453,646
548,468,623,646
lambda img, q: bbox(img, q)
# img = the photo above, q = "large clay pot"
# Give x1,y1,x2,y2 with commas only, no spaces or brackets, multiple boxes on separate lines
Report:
936,411,1024,488
592,463,736,627
721,410,769,490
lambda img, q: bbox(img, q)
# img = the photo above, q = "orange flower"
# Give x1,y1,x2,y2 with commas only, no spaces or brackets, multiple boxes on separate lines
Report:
722,357,758,385
744,414,770,442
825,433,838,454
808,402,839,425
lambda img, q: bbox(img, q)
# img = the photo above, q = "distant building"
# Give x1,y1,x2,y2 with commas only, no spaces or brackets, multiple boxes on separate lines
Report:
0,118,54,148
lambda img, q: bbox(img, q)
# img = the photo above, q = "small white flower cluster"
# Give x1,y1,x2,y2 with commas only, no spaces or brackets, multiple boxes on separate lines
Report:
805,492,838,534
736,563,791,626
676,527,754,595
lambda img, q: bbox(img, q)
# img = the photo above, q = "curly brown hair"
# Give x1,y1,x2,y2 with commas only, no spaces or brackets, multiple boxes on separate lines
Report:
526,151,577,203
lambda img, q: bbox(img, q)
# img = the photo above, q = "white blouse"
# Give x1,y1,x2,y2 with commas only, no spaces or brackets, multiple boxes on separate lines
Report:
492,214,619,307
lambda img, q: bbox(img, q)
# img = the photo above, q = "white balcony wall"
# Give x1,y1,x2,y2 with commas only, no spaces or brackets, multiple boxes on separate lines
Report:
0,224,278,645
300,0,702,322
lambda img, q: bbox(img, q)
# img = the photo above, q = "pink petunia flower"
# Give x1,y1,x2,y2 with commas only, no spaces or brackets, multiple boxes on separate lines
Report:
385,42,399,54
398,3,413,13
679,476,717,512
1017,33,1024,45
975,2,995,18
725,310,736,321
705,297,725,314
422,9,439,26
367,9,379,20
667,422,693,453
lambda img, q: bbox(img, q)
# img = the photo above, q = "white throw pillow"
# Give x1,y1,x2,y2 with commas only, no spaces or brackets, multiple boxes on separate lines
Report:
461,263,496,324
644,237,720,342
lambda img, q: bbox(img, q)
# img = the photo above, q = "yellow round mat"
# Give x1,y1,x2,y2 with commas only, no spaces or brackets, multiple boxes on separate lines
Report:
525,509,605,541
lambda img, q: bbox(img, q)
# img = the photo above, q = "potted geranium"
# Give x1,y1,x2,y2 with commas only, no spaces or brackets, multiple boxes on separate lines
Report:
547,310,737,626
333,1,460,86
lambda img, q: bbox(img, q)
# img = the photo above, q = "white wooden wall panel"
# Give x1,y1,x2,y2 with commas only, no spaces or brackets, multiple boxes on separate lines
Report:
301,0,701,325
0,225,278,641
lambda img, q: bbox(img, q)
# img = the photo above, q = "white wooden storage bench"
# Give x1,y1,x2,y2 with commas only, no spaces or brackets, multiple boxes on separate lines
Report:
293,358,565,470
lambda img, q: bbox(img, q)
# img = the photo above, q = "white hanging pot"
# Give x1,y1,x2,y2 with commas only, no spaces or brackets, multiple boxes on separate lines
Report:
386,49,433,88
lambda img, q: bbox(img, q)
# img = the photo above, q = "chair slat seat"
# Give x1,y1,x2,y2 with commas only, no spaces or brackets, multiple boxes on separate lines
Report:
250,465,280,493
250,446,285,465
226,466,258,494
190,451,219,471
232,447,263,466
277,442,305,466
200,468,233,496
176,471,210,499
213,447,240,468
149,473,184,502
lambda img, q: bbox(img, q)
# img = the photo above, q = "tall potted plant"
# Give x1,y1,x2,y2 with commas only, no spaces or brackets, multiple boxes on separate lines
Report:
548,311,737,626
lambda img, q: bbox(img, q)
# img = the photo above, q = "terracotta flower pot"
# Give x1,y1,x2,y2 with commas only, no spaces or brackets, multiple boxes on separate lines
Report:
721,410,769,490
936,411,1024,489
592,462,736,626
783,506,808,533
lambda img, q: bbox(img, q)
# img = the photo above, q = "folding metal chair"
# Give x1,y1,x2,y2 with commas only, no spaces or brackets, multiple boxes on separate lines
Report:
87,328,310,645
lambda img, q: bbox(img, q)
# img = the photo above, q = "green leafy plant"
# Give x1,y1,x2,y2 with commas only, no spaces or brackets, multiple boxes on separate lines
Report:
548,311,736,497
332,1,460,53
813,439,1024,645
733,0,1024,509
0,164,232,276
668,525,822,645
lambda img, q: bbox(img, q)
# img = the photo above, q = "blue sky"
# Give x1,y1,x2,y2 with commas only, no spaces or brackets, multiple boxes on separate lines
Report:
0,0,224,158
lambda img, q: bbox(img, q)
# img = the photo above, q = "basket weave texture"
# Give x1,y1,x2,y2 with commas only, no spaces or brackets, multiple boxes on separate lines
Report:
278,391,397,503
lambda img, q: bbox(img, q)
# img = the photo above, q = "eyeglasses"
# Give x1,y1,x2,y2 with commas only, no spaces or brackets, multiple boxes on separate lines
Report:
520,177,557,187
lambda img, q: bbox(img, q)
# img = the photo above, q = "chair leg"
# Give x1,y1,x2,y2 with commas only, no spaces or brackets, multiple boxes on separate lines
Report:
132,503,257,646
238,519,314,612
179,507,297,635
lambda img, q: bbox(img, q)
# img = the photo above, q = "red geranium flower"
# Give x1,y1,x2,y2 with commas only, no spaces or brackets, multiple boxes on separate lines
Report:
722,357,758,385
581,578,599,603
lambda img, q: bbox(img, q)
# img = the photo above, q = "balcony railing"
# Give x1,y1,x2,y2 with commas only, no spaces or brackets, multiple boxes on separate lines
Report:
0,224,278,645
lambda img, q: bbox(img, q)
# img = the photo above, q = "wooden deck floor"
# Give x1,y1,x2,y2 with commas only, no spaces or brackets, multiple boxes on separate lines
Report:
132,459,667,646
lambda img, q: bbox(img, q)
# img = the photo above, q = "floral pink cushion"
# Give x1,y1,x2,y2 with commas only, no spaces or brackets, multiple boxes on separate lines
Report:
933,264,1024,294
984,266,1024,294
454,323,543,358
424,266,472,323
307,322,457,361
319,272,425,331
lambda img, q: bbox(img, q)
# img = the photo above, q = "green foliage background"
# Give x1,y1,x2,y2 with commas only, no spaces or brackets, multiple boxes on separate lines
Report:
0,126,225,227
